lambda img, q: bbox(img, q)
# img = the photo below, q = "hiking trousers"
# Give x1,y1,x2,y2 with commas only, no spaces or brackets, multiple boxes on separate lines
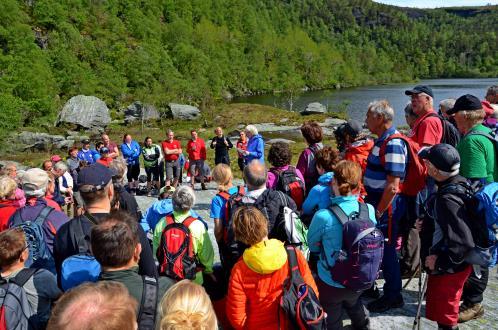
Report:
317,277,370,330
461,265,489,305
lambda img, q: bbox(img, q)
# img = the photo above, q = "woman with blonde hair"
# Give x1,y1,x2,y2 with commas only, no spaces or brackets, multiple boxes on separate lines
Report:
159,280,217,330
226,206,317,329
0,176,19,232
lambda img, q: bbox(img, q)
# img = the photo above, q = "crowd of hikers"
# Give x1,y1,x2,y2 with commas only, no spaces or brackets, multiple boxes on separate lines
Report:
0,84,498,330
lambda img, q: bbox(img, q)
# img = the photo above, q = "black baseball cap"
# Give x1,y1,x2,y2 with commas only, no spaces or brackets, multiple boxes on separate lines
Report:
100,147,110,154
345,119,363,137
405,85,434,98
446,94,482,116
419,143,460,176
78,163,113,192
81,139,90,145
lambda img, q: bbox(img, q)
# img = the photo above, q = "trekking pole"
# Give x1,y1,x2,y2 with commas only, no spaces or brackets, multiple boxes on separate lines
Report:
412,271,428,330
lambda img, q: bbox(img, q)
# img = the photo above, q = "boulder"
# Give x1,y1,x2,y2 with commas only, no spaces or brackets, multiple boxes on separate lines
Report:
55,140,74,150
168,103,200,121
124,101,160,125
320,118,347,127
301,102,327,115
266,138,295,144
57,95,111,129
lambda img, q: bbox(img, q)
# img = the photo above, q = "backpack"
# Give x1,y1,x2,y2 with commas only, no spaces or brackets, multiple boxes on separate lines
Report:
157,215,199,280
437,182,498,267
304,144,323,189
0,268,37,330
273,166,306,211
280,247,326,330
60,216,102,291
379,133,427,197
137,276,158,330
328,203,384,292
427,113,461,147
9,206,56,273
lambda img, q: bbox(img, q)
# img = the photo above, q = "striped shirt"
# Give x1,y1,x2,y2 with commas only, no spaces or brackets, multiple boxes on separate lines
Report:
364,127,408,193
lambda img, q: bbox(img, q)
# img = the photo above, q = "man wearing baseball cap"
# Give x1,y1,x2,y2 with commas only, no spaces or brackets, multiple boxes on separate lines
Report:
417,143,474,329
54,163,157,287
77,139,100,165
405,85,443,147
447,94,497,322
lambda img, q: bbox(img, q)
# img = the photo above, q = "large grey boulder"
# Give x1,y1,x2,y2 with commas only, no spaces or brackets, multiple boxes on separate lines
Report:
168,103,200,120
57,95,111,129
301,102,327,115
18,132,67,151
124,101,160,125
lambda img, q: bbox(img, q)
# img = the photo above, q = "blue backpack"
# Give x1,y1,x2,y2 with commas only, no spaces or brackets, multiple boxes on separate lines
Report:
328,203,384,292
9,206,56,273
60,216,101,291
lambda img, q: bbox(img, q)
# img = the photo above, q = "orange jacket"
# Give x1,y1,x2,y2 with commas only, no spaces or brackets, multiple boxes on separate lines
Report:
227,240,318,330
344,138,374,174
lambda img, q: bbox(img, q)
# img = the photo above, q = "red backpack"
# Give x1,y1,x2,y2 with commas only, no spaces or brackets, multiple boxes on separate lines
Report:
156,214,200,280
379,134,427,197
217,186,245,244
272,166,306,211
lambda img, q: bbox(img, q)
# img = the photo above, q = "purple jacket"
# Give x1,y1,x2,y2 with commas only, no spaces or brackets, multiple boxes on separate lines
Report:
267,165,305,190
8,198,69,253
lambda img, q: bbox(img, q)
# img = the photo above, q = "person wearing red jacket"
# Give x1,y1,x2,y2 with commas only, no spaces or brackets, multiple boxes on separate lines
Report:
186,129,207,190
0,176,20,232
227,206,317,329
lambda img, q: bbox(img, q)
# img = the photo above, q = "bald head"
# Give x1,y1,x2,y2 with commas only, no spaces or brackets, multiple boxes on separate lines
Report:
243,160,267,190
47,281,137,330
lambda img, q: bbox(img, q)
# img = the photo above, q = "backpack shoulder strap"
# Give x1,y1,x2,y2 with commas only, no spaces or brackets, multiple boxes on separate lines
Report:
137,275,158,329
74,216,91,254
11,268,38,287
217,191,230,201
358,203,369,219
328,205,350,226
182,216,197,228
165,214,175,226
34,206,54,227
467,130,496,142
285,246,299,279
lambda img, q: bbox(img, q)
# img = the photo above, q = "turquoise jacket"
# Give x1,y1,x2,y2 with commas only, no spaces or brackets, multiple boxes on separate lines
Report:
302,172,334,216
307,195,376,287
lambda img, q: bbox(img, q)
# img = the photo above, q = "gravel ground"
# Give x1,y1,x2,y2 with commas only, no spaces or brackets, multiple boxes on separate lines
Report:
136,180,498,330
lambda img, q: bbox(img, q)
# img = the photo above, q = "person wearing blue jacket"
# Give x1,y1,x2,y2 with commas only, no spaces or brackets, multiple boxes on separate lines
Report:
308,160,375,330
302,146,341,218
121,134,141,195
243,125,265,164
77,139,100,165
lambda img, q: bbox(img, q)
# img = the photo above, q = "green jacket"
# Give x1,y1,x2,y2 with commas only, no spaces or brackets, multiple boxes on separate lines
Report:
142,144,161,168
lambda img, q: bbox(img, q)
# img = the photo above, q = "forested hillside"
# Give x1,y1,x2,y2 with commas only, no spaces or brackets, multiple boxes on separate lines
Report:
0,0,497,135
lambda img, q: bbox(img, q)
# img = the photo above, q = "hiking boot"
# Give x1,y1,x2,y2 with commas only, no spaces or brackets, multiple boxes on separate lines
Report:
201,183,207,190
361,285,381,300
458,303,484,323
367,295,404,313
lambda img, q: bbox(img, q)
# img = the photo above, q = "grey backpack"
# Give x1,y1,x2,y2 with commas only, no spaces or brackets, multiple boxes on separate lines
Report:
0,268,37,330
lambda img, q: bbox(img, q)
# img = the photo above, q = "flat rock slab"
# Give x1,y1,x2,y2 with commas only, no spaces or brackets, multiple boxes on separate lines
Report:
168,103,200,120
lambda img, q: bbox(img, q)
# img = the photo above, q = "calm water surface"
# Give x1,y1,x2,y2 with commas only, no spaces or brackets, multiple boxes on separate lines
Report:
233,78,498,127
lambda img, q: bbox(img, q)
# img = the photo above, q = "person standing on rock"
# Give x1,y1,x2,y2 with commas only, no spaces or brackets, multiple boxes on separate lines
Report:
142,137,161,196
77,139,100,165
187,129,207,190
210,127,233,165
120,134,141,195
236,130,248,172
162,130,182,188
243,125,264,165
101,133,120,159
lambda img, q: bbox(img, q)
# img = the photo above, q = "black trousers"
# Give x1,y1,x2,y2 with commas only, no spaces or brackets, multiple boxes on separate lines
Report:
316,277,370,330
461,265,489,305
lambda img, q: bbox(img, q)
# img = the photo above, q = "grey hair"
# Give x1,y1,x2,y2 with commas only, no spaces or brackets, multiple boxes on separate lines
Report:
487,85,498,96
53,161,68,172
166,129,174,135
172,186,196,212
109,157,127,184
245,125,258,136
368,100,394,122
439,98,456,113
404,102,417,117
419,92,433,107
243,160,267,189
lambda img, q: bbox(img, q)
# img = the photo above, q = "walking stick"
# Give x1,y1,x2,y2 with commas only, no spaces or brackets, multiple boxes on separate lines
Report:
412,271,428,330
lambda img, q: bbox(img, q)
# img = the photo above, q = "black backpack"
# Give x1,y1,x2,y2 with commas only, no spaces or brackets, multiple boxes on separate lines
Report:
280,247,326,330
137,276,159,330
427,113,461,147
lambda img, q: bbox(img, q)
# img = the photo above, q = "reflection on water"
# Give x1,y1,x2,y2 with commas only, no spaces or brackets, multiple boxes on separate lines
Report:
233,78,498,127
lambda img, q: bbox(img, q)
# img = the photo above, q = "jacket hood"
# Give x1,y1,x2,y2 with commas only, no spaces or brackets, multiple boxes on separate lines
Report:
250,134,263,141
318,172,334,185
243,239,287,274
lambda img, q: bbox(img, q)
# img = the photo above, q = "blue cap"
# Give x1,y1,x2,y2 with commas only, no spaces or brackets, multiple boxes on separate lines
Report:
405,85,434,98
78,163,113,192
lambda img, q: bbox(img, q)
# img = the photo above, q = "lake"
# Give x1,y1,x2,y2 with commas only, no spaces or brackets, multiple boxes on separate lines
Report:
233,78,498,127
